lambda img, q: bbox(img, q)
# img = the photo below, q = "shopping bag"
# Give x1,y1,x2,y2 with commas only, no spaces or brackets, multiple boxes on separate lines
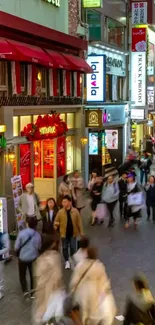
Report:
95,203,107,221
127,192,144,206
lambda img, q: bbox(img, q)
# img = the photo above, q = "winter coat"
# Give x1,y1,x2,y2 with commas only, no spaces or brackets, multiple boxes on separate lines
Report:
127,182,143,213
118,179,127,198
54,207,83,238
58,181,73,207
102,182,119,203
71,177,85,209
91,183,103,211
70,258,111,324
18,192,41,221
145,184,155,207
124,289,155,325
41,207,58,234
33,250,64,325
139,157,152,173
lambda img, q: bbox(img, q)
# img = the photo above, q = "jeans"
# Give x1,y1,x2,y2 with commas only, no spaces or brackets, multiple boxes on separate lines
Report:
147,204,155,221
119,196,127,220
106,200,117,225
18,259,34,293
140,170,148,184
62,237,77,262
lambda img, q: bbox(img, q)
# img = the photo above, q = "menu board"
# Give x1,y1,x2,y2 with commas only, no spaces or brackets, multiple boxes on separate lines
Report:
11,175,23,226
57,137,66,177
20,144,31,188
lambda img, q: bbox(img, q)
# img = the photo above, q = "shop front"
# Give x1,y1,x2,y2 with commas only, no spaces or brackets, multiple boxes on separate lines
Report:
85,104,129,181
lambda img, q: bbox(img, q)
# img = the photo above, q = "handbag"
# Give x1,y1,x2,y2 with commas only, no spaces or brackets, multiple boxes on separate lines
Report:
95,203,107,221
16,233,35,257
127,192,144,206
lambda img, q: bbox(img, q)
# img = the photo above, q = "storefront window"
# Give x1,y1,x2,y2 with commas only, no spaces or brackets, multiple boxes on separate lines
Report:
66,136,74,174
20,116,31,132
36,68,47,96
57,137,66,177
67,113,74,129
34,141,42,178
60,114,66,122
33,115,44,123
13,116,19,136
43,140,54,178
107,18,125,49
20,63,26,92
0,61,7,86
87,10,101,41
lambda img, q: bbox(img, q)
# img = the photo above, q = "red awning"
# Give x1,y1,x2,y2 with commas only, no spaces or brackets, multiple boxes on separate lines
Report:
0,38,19,60
62,53,92,73
45,50,70,70
6,39,53,67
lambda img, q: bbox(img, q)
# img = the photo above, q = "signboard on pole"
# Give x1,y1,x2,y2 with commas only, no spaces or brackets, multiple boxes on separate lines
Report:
132,27,147,52
131,52,146,106
132,2,147,24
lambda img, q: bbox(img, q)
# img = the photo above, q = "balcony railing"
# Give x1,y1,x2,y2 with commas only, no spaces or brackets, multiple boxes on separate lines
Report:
0,96,82,106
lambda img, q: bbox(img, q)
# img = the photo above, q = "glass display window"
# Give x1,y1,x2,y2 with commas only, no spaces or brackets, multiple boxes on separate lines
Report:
60,114,66,122
43,140,54,178
66,136,74,174
107,18,125,49
13,116,19,136
20,116,31,132
67,113,74,129
57,137,66,177
34,141,42,178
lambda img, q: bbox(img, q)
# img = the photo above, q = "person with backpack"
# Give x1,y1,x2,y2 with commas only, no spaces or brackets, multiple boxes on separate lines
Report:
0,232,10,299
15,217,41,298
124,274,155,325
102,175,119,227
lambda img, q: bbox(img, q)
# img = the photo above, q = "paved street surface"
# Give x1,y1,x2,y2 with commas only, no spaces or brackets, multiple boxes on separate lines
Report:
1,199,155,325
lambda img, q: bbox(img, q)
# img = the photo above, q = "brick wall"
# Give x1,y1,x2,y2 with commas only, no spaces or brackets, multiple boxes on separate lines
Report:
68,0,79,36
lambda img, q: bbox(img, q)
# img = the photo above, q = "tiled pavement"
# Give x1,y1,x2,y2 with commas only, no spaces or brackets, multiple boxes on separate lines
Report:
2,193,155,324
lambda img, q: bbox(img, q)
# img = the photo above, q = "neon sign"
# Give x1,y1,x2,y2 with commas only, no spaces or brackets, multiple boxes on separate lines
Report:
103,110,111,123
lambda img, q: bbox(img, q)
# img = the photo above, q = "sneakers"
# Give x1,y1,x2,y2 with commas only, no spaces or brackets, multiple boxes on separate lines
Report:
65,261,71,270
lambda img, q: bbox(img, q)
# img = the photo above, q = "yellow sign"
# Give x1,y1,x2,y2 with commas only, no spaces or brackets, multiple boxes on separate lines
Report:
40,126,56,135
82,0,102,8
86,110,102,127
0,124,6,133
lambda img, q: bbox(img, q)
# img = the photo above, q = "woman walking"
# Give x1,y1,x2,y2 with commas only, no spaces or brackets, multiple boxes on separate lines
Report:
58,175,73,207
90,177,103,225
70,246,116,325
145,175,155,223
102,175,119,228
41,198,58,234
88,171,98,192
139,151,152,185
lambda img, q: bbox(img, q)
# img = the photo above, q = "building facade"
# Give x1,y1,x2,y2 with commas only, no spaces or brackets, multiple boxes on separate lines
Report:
0,1,91,231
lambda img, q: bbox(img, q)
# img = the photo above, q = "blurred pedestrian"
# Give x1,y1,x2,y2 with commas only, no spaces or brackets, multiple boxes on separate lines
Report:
41,197,58,234
70,246,116,325
71,170,85,212
139,151,152,185
54,195,83,270
118,172,127,220
102,175,119,228
88,171,98,192
90,177,103,225
73,236,90,266
125,173,143,229
18,183,42,232
124,274,155,325
145,175,155,223
0,232,10,299
58,175,73,207
15,217,41,298
33,232,65,325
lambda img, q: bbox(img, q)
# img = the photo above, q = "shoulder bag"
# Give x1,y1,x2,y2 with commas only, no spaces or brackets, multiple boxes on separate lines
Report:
16,233,35,258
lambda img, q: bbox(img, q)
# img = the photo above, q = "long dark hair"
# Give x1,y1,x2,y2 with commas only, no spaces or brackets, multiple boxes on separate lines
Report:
46,197,58,213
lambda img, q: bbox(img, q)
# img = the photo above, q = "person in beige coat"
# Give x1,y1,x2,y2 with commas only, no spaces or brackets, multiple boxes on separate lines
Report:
71,171,85,211
32,232,64,325
58,175,74,207
70,247,116,325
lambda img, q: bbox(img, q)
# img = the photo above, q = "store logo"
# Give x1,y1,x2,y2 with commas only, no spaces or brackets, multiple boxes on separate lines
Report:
43,0,60,7
86,55,106,102
103,110,111,123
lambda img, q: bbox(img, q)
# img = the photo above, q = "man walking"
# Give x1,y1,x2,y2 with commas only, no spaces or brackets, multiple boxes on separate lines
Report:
118,172,127,220
54,195,83,269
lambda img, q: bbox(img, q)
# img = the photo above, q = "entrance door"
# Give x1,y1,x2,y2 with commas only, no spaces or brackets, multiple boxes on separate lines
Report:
19,143,31,189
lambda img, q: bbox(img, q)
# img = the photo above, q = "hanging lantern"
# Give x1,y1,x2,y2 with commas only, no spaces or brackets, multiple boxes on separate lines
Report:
81,136,88,145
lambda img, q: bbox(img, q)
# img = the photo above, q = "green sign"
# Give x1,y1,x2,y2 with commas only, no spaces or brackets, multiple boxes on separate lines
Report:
43,0,60,7
0,135,6,149
87,10,101,41
82,0,102,8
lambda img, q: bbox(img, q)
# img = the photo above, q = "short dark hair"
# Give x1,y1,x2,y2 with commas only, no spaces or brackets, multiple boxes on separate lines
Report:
133,274,149,291
79,236,90,249
41,231,60,253
63,175,69,183
63,195,72,202
87,246,98,260
27,217,37,229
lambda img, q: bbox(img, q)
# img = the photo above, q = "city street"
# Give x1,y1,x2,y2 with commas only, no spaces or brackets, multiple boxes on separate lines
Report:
1,201,155,325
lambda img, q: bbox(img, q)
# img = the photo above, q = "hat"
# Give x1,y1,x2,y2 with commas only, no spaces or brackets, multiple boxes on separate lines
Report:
26,183,34,189
127,172,135,178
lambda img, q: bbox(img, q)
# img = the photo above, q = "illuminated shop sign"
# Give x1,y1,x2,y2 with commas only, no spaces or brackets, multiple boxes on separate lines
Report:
40,126,56,135
43,0,60,7
103,110,111,123
131,108,144,120
131,52,146,107
86,55,106,102
82,0,102,8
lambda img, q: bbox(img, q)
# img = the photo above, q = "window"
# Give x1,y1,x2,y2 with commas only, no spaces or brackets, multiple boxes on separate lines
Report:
67,113,74,129
20,116,31,132
13,117,19,136
0,61,7,86
60,114,66,122
66,136,74,173
107,18,125,49
36,68,47,96
43,140,54,178
34,141,42,178
87,10,101,41
20,63,26,92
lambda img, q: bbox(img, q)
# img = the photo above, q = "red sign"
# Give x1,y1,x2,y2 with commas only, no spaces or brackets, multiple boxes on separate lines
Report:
57,137,66,178
20,144,31,189
132,27,146,52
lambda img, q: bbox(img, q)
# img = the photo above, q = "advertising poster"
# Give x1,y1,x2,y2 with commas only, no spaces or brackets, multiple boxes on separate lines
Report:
11,175,23,226
89,133,98,155
105,130,118,149
131,52,146,106
20,144,31,189
86,55,106,102
132,28,146,52
57,137,66,177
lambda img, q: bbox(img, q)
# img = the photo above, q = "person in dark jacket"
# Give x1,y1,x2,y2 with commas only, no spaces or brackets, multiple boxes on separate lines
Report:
42,198,59,234
139,151,152,185
118,172,127,220
124,274,155,325
90,177,103,225
145,175,155,223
